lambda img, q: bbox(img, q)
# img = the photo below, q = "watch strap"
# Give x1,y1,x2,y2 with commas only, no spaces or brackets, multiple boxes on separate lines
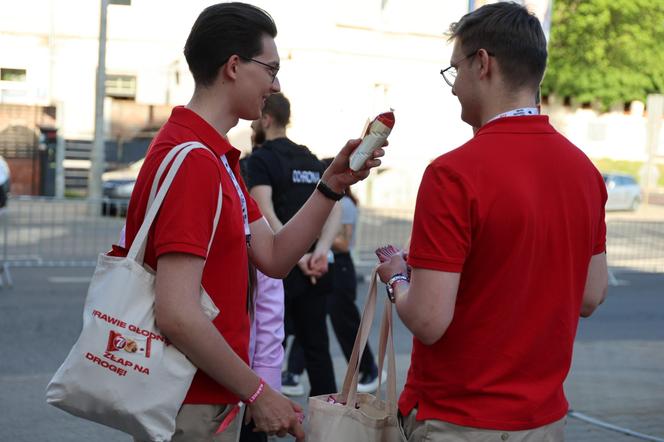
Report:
386,273,409,302
316,179,345,201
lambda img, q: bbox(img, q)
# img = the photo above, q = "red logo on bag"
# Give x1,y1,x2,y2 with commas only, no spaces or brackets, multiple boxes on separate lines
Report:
112,334,127,350
107,330,150,357
107,330,127,351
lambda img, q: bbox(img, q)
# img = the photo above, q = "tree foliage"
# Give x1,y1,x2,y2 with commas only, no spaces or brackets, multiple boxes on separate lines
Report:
541,0,664,110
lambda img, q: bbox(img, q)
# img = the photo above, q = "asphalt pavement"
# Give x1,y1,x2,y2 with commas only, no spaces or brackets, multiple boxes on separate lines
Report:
0,266,662,442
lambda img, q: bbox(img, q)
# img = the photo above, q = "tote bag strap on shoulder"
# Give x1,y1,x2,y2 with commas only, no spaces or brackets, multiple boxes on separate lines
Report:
147,142,223,258
129,143,222,264
146,141,197,209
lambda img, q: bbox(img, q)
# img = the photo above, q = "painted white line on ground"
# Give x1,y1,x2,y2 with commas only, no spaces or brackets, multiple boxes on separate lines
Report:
48,276,91,284
568,411,664,442
0,373,52,382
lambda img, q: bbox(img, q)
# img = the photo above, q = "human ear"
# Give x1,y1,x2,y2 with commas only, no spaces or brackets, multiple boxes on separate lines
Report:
221,54,241,81
260,113,271,129
477,49,492,79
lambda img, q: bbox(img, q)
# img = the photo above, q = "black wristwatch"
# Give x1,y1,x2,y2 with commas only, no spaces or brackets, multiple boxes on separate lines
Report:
316,179,345,201
385,273,409,303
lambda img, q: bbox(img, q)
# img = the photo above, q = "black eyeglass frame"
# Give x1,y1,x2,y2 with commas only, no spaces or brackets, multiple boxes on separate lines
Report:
440,49,495,87
238,55,280,82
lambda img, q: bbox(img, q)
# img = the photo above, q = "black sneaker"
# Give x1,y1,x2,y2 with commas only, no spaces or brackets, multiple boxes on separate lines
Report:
281,371,304,396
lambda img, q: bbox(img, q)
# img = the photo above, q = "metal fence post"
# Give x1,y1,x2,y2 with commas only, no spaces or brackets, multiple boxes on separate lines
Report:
0,206,13,288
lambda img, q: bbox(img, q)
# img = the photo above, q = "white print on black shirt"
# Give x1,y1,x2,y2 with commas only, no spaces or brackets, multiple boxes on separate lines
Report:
292,170,320,184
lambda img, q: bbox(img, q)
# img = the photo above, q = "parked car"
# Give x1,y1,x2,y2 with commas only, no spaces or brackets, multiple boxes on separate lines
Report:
0,155,10,208
603,172,641,211
101,159,143,216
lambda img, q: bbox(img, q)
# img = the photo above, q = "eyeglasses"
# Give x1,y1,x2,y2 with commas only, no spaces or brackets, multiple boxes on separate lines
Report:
440,50,494,87
239,56,280,82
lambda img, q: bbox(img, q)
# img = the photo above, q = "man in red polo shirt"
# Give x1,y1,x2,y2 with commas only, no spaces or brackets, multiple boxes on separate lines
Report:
122,3,383,441
376,3,608,441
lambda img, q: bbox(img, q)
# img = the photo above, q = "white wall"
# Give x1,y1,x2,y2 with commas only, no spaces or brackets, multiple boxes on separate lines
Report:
547,101,664,162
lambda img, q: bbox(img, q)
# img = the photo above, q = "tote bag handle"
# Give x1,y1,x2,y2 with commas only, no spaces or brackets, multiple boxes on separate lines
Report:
339,267,398,413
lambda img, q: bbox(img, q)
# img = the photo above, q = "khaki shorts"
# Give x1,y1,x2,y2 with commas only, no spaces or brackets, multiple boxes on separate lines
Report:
134,403,242,442
400,409,566,442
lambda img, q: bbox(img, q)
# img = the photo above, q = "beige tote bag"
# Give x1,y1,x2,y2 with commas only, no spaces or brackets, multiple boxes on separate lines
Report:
46,142,222,442
307,268,407,441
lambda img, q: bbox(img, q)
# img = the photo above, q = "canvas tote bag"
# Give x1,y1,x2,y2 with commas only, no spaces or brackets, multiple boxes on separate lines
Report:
46,142,223,441
307,268,407,442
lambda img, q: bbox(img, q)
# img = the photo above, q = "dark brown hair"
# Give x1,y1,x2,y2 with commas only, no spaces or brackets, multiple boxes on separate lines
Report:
247,261,257,319
448,2,547,90
184,2,277,87
262,92,291,127
344,186,359,207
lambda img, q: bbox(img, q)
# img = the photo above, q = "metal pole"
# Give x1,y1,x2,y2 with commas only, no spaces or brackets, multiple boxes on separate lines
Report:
1,204,10,288
55,102,65,199
48,0,56,105
88,0,109,202
644,94,664,207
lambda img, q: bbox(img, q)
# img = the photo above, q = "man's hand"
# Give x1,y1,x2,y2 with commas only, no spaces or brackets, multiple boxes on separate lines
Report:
248,385,304,440
297,252,328,284
321,138,386,194
297,253,325,278
309,249,329,275
375,246,408,283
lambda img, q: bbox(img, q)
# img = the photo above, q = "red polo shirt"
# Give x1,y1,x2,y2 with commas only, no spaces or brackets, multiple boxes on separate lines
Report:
123,106,262,404
402,116,607,430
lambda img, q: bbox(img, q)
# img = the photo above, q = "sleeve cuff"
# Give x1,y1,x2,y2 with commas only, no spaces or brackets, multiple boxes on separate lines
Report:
155,242,208,260
592,243,606,255
408,254,464,273
253,366,282,392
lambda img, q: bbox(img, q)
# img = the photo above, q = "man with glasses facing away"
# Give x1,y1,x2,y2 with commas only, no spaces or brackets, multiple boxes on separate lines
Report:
121,3,384,441
375,3,608,441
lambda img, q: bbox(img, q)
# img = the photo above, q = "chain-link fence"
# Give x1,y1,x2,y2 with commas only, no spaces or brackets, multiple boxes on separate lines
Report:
354,207,414,266
1,197,663,288
0,197,124,276
354,207,664,274
605,220,664,272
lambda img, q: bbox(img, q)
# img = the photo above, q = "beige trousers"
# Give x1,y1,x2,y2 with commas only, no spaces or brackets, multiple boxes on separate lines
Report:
134,404,242,442
400,409,566,442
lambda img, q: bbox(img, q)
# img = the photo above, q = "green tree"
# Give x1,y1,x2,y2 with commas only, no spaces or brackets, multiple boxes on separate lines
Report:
541,0,664,110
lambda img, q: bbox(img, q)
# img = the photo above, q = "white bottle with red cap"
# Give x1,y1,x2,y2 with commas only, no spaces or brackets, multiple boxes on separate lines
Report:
349,111,395,172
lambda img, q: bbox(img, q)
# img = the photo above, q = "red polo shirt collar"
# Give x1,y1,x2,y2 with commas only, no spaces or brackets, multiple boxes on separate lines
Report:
476,115,555,136
168,106,241,164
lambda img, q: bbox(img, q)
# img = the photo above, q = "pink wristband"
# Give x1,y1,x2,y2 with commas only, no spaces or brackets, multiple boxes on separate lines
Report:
243,378,265,405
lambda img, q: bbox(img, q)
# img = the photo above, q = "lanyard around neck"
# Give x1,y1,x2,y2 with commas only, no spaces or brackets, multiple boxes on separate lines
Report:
486,107,539,124
220,154,251,246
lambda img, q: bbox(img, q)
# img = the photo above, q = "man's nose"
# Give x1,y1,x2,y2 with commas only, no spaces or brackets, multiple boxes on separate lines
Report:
271,76,281,93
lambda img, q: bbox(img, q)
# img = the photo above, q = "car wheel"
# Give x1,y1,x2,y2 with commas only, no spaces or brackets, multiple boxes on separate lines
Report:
630,197,640,212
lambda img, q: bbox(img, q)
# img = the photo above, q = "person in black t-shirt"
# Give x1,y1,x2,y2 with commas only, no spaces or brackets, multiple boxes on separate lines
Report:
246,93,340,398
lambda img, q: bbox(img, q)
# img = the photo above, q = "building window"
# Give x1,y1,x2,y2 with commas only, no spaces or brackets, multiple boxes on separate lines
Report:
106,74,136,99
1,68,27,82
